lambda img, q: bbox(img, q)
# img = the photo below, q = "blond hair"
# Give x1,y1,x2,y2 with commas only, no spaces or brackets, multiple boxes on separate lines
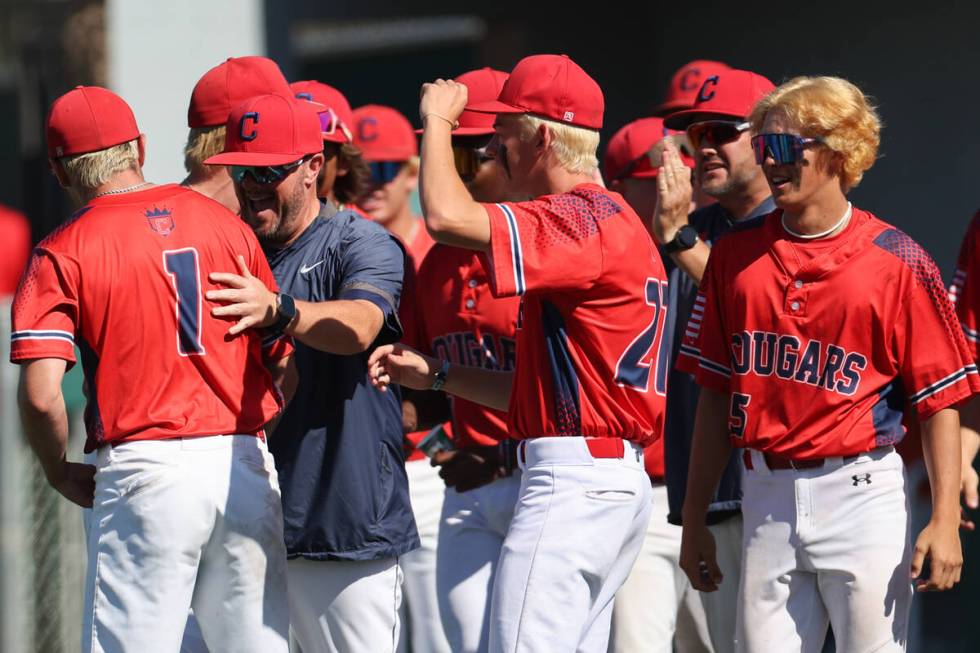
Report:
60,139,140,190
750,76,880,190
183,125,227,175
517,114,599,174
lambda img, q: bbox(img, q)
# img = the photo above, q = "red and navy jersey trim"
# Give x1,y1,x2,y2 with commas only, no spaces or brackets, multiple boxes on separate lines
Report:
496,203,526,295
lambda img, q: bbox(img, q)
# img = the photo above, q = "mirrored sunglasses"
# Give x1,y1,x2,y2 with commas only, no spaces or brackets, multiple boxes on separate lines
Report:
751,133,824,165
230,156,307,185
368,161,406,186
686,121,751,150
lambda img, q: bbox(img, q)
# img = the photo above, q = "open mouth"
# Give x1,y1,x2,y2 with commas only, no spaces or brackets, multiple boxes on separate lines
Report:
245,192,276,214
769,173,792,188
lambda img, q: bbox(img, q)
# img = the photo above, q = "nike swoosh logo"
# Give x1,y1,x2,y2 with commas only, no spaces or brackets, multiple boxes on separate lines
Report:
300,259,325,274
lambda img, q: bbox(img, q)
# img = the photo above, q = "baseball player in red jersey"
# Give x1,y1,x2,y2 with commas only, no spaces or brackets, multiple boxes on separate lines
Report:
12,87,293,652
949,214,980,528
368,53,667,652
182,56,292,213
401,67,526,653
604,117,711,653
678,76,976,652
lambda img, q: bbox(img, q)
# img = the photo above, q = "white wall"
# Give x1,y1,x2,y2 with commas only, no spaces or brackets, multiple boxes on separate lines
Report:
105,0,266,184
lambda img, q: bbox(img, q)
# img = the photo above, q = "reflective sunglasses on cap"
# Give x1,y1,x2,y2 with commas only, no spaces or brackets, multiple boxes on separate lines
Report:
318,107,353,141
230,156,307,185
368,161,406,186
686,120,750,150
751,133,824,165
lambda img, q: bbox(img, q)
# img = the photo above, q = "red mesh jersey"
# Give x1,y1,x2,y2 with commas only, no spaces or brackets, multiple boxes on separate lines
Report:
480,184,668,446
11,184,291,452
678,208,980,459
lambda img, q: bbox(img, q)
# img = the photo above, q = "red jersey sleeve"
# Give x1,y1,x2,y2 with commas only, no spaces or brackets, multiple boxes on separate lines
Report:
675,253,731,393
950,212,980,361
892,235,980,418
480,198,603,297
10,248,79,365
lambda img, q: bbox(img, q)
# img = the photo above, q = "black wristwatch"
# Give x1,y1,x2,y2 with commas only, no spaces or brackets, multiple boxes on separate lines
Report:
431,359,450,391
664,224,700,254
272,292,297,332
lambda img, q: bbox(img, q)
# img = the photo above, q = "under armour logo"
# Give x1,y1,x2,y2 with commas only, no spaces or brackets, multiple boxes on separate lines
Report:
852,473,872,486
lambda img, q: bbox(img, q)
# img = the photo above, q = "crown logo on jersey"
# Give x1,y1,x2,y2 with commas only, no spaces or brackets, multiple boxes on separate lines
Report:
145,206,175,236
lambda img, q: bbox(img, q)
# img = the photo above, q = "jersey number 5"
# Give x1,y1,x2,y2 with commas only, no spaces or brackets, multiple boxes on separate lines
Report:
615,278,669,394
163,248,206,356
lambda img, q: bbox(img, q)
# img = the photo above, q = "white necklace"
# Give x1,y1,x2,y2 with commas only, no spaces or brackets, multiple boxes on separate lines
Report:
92,181,152,198
782,202,852,240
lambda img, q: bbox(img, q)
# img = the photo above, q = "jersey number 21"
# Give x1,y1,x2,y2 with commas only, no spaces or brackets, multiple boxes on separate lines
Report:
615,278,669,394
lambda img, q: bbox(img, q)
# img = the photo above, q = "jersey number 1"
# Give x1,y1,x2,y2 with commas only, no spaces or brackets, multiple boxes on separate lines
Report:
615,278,669,394
164,248,205,356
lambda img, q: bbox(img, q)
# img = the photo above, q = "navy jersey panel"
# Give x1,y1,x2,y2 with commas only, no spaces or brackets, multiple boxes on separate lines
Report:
266,205,419,560
663,198,775,525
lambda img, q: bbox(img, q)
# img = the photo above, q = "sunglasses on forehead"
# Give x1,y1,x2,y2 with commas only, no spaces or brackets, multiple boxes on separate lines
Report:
368,161,407,186
751,133,824,165
318,108,353,141
686,121,751,150
230,156,308,185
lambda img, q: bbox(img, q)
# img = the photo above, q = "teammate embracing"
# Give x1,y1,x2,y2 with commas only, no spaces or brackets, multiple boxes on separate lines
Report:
678,76,976,652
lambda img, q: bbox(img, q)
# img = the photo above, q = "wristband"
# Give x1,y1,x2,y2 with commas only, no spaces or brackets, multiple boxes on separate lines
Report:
431,359,451,391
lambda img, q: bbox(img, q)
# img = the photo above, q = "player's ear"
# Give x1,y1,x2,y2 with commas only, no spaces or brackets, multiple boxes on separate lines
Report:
136,134,147,167
305,153,325,187
536,124,550,154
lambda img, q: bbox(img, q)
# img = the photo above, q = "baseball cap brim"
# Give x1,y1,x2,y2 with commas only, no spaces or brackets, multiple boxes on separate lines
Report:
653,99,692,118
663,109,746,130
413,125,496,136
204,151,310,166
465,100,525,116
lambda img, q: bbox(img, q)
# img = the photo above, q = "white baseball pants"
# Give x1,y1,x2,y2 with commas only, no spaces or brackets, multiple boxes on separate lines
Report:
738,447,912,653
489,437,652,653
700,514,743,653
287,557,402,653
83,435,289,653
436,472,522,653
609,483,713,653
400,459,451,653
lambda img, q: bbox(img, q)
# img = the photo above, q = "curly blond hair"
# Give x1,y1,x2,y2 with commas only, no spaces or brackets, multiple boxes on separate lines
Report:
183,125,227,176
749,76,880,190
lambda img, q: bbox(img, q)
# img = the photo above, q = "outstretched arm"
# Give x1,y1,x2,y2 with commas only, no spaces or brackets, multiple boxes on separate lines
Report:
368,343,512,412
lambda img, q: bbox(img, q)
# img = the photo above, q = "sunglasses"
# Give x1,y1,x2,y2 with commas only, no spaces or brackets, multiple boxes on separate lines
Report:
453,144,493,181
686,121,751,150
230,156,307,185
317,108,353,142
751,133,824,165
368,161,407,186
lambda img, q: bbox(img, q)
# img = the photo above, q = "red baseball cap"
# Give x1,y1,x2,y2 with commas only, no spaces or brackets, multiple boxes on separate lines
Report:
467,54,604,130
664,69,775,130
604,117,693,181
187,56,292,128
290,80,354,144
205,93,324,166
655,60,732,116
352,105,418,162
47,86,140,158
